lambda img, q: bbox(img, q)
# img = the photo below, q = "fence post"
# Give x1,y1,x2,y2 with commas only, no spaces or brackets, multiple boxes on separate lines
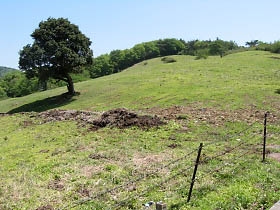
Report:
187,143,203,203
262,112,268,162
155,201,167,210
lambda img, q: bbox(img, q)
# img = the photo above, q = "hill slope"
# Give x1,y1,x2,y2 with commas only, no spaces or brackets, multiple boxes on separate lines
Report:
0,51,279,113
0,51,280,209
0,66,17,77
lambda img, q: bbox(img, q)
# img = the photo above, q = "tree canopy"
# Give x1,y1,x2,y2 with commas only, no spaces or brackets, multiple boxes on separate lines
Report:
245,40,259,47
88,38,239,78
19,17,93,95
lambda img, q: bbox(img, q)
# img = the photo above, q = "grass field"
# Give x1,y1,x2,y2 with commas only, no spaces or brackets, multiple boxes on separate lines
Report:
0,51,279,113
0,51,280,209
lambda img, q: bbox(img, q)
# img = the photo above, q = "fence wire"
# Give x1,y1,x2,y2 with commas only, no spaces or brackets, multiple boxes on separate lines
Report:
58,114,271,210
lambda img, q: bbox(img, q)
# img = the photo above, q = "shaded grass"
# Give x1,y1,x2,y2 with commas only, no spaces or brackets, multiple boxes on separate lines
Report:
7,92,77,113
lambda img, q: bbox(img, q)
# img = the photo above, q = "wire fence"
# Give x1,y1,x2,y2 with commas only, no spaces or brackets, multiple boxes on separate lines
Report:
59,112,275,210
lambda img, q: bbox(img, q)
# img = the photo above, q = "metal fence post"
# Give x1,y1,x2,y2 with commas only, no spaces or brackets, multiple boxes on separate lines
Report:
187,143,203,202
262,112,268,162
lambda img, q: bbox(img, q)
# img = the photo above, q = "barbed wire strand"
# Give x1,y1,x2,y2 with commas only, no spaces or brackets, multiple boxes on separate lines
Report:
170,147,258,199
114,164,194,209
57,119,265,210
58,148,199,210
203,121,259,148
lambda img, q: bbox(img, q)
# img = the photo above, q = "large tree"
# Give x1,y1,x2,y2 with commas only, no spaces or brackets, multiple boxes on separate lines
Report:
19,17,93,95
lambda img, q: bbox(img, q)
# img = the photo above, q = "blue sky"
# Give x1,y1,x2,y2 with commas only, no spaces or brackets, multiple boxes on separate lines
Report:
1,0,280,68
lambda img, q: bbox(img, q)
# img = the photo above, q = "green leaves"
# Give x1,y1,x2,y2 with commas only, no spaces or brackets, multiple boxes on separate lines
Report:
19,17,93,94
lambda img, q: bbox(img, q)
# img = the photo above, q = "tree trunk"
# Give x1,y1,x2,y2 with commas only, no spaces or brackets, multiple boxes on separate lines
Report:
65,74,75,95
42,80,47,91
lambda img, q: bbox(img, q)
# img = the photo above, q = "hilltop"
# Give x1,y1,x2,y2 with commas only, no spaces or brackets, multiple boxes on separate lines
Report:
0,66,17,77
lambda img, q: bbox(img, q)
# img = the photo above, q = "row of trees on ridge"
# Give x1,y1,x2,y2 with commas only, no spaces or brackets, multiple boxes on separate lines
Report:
89,38,239,78
1,17,280,100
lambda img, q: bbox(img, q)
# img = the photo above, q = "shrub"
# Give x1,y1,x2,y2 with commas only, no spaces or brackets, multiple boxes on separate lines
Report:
161,57,177,63
256,42,272,51
270,41,280,53
195,49,209,60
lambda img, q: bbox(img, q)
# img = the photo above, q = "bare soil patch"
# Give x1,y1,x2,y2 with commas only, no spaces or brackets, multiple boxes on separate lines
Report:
88,153,108,160
80,165,103,177
36,205,54,210
76,186,90,197
48,179,64,191
168,143,181,149
37,109,99,124
270,56,280,60
34,108,165,130
142,105,279,126
266,145,280,150
268,153,280,162
20,120,34,127
90,108,165,130
132,153,170,172
39,149,49,153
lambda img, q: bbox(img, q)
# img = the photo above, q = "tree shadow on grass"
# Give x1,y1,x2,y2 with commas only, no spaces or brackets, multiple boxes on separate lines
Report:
275,89,280,94
8,92,78,114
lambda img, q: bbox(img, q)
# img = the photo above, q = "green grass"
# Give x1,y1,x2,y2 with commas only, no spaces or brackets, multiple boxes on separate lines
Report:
0,51,280,209
1,114,279,209
0,51,279,113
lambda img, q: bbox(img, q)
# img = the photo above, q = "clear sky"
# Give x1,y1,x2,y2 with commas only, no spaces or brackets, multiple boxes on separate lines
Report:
1,0,280,69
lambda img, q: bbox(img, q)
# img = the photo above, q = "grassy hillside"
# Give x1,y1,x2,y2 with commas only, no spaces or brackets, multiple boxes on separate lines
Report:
0,66,17,77
0,51,279,113
0,51,280,210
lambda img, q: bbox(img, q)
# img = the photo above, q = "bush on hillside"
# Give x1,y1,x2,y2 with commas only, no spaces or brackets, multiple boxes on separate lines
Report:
161,57,177,63
270,41,280,53
255,42,272,51
195,49,208,60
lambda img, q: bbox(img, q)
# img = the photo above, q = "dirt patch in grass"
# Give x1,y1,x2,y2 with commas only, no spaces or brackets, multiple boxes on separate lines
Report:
12,105,280,129
48,179,64,191
268,153,280,162
76,186,90,197
168,143,181,149
266,145,280,150
34,108,165,130
132,153,171,174
88,153,108,160
20,120,34,127
143,105,279,126
270,56,280,60
81,165,103,177
36,205,54,210
90,108,165,130
39,149,49,153
36,109,99,124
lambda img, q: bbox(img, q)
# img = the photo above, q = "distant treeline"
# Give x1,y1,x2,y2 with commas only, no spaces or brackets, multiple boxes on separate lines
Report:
1,38,280,100
0,66,17,77
255,41,280,53
88,38,239,78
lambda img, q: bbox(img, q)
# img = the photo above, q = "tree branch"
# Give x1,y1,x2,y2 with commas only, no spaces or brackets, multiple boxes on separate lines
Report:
53,76,68,83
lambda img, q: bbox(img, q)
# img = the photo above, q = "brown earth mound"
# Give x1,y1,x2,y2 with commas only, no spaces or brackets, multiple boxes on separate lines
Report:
91,108,165,129
35,108,165,130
